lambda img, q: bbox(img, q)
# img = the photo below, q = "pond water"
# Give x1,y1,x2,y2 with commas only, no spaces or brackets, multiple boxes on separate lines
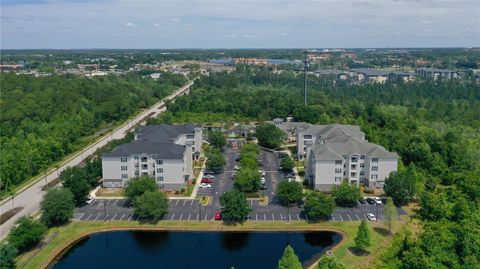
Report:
51,231,341,269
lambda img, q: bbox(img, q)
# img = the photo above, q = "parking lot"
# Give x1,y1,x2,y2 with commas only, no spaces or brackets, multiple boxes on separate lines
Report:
74,197,405,222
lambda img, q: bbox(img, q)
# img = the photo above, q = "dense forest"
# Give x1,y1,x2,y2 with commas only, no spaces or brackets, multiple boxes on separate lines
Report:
164,69,480,269
0,72,186,192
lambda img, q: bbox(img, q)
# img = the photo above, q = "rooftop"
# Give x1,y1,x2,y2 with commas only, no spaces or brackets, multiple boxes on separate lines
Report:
102,140,185,158
136,124,199,143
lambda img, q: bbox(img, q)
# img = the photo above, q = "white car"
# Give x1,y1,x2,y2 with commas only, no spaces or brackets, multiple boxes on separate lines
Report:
86,196,95,204
203,174,215,179
259,170,266,176
366,213,376,221
260,177,266,185
374,197,382,205
199,183,211,189
234,165,240,171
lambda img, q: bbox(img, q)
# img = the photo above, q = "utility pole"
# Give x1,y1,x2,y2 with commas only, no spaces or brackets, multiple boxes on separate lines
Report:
303,50,309,107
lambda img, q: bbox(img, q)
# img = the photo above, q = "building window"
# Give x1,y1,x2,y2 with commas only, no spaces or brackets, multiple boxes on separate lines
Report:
157,176,164,182
186,134,194,139
360,171,365,176
141,164,148,169
192,147,195,152
157,168,163,173
304,135,312,139
121,174,128,179
343,155,347,160
372,158,379,163
351,157,358,163
351,164,357,170
134,171,139,176
360,163,365,168
335,177,342,182
121,166,128,171
134,156,139,160
351,172,357,177
360,155,366,160
156,159,163,165
141,157,148,162
141,172,148,176
120,157,127,163
343,171,346,176
335,168,342,173
372,166,378,171
371,174,378,180
134,163,139,168
335,160,342,165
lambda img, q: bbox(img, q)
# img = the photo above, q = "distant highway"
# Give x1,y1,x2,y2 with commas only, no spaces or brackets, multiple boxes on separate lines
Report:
0,81,194,240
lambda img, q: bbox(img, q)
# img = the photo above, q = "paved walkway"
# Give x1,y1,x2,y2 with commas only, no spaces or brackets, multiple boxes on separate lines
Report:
0,81,194,240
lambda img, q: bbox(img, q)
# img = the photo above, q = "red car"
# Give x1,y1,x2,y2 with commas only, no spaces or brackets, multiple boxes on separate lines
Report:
214,211,222,220
201,178,214,184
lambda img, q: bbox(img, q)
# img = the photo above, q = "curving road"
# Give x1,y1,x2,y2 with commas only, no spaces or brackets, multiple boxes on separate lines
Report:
0,81,194,240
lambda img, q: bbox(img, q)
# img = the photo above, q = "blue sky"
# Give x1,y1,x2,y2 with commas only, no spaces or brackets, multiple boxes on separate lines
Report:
1,0,479,49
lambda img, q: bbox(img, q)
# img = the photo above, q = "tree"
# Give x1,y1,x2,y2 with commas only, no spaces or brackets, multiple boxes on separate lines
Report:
317,255,346,269
255,123,285,149
0,243,17,269
276,181,303,206
384,163,421,205
134,191,168,223
384,197,398,234
304,191,336,221
8,216,47,252
331,182,361,207
220,190,251,223
125,176,157,202
234,168,260,193
354,220,372,253
208,130,226,150
206,149,226,174
60,166,91,205
40,188,75,226
277,245,303,269
280,156,295,173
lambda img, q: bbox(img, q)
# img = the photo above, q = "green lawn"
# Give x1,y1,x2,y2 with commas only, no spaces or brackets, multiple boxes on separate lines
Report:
19,216,410,269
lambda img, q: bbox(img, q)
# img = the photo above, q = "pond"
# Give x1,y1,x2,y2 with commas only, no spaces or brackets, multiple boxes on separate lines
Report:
51,231,342,269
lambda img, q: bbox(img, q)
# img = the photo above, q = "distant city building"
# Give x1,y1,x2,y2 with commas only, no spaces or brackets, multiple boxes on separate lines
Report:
102,124,202,190
233,58,268,65
349,68,388,84
415,68,458,80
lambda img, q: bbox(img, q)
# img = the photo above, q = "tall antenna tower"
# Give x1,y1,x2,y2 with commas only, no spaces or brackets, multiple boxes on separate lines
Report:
303,50,310,106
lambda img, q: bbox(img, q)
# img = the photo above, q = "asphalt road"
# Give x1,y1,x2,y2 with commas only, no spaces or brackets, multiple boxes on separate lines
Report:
0,81,194,240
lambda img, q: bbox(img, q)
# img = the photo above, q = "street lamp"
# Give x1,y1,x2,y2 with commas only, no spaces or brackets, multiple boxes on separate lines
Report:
199,200,202,222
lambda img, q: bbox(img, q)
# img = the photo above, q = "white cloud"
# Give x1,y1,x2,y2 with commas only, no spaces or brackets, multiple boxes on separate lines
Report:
171,18,180,23
153,23,161,27
125,22,135,27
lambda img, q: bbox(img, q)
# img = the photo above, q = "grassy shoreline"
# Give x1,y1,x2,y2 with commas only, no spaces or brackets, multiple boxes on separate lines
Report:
19,217,408,269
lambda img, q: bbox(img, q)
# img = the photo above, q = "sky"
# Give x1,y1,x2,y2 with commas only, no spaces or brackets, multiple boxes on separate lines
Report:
1,0,479,49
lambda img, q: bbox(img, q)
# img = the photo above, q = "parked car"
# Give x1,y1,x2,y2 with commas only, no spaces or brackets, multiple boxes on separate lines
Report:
258,160,263,166
366,198,375,204
374,197,383,205
234,165,240,170
203,170,214,175
203,174,215,179
201,178,214,184
284,171,295,178
259,170,266,176
359,198,366,204
277,152,289,158
366,213,377,221
214,211,222,220
260,185,267,190
199,183,211,189
235,157,240,162
260,177,266,185
86,196,95,205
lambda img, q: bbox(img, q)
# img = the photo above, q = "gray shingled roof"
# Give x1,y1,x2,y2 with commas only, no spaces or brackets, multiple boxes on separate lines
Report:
350,68,389,76
136,124,198,143
300,124,364,140
313,139,398,160
102,140,185,158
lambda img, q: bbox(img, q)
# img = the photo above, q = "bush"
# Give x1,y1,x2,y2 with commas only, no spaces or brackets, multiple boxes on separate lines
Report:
331,181,361,207
280,156,295,173
8,216,47,252
206,149,226,174
60,166,91,205
255,123,285,149
125,176,157,202
276,181,303,206
220,190,251,223
0,243,17,269
40,188,75,227
304,191,336,221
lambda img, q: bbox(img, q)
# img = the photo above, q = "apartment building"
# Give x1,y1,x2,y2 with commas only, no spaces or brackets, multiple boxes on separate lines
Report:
102,124,202,190
349,68,389,84
415,68,458,80
299,124,398,191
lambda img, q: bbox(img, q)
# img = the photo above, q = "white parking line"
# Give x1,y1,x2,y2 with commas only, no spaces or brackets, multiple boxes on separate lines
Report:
183,200,187,206
331,215,335,221
355,214,360,221
339,214,343,221
169,200,173,205
272,214,275,221
120,214,125,220
188,214,191,221
305,214,309,221
196,213,199,220
250,200,253,206
121,200,127,207
113,200,119,206
95,213,102,220
347,214,352,221
288,214,291,222
204,214,208,221
179,213,183,220
171,214,175,220
264,213,267,221
76,213,85,220
112,213,117,220
135,215,140,221
175,200,179,206
86,214,93,221
128,215,133,221
297,214,300,221
190,200,194,206
381,215,385,220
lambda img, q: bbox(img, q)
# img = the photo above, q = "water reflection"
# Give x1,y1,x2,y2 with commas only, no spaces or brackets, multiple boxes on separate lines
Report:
132,231,170,252
220,232,250,252
303,232,335,247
